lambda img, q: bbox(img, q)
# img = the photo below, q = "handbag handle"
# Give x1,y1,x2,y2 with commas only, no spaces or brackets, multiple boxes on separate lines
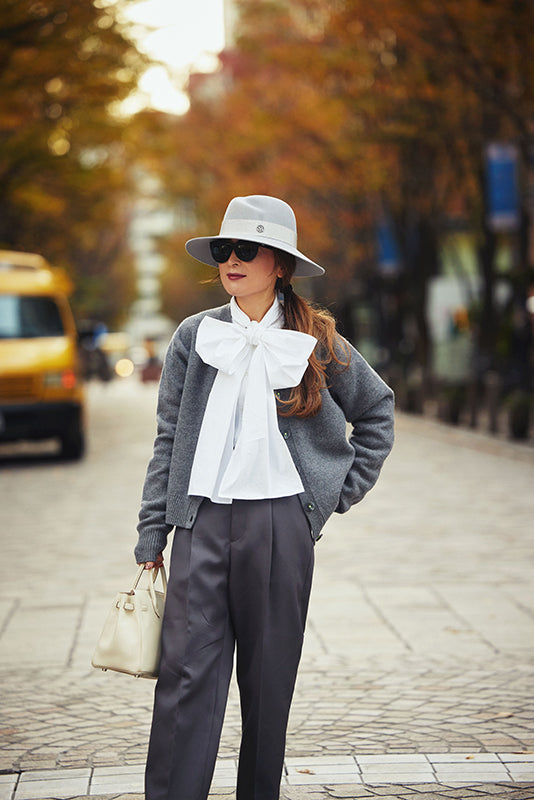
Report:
130,564,167,618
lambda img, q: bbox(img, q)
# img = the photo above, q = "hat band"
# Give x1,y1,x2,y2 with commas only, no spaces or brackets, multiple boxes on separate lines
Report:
219,218,297,248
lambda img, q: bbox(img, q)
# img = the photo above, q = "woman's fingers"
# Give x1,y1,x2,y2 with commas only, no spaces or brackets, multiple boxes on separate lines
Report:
142,553,163,570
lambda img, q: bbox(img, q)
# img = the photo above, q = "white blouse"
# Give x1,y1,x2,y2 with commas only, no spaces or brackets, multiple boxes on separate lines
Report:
188,296,317,504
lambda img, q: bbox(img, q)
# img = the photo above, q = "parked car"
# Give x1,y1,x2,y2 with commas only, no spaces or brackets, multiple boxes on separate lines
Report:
0,250,85,459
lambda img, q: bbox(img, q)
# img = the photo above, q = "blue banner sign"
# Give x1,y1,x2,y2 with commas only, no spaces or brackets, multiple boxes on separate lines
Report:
377,217,401,275
486,143,520,232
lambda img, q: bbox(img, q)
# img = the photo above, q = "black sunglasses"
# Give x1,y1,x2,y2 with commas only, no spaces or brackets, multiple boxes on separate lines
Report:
209,239,272,263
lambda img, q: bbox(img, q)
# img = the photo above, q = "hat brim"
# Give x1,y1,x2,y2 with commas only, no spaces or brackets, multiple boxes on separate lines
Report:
185,235,325,278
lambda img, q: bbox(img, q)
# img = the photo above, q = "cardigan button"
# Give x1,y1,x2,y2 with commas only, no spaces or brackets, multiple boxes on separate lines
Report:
283,430,290,439
306,502,315,512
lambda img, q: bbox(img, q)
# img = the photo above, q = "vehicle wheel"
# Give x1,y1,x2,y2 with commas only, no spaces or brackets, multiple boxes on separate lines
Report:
59,416,86,460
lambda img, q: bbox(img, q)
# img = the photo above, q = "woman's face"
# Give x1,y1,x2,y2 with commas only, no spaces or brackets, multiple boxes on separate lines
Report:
218,241,282,305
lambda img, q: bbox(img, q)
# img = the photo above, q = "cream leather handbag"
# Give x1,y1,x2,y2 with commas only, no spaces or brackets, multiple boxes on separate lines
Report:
92,564,167,679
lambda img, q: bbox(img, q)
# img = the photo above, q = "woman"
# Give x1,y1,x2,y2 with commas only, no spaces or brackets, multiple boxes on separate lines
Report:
135,195,394,800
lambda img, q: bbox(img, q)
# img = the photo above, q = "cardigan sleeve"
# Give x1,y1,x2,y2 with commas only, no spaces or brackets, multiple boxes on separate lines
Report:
134,325,190,563
328,339,395,512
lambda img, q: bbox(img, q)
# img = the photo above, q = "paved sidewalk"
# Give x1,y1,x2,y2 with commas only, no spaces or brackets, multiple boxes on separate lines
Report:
2,752,534,800
1,380,534,799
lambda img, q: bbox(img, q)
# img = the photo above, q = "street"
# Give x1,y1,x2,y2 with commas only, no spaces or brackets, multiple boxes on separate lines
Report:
1,378,534,799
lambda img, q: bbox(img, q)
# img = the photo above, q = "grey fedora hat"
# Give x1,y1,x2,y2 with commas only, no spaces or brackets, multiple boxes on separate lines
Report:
185,195,325,277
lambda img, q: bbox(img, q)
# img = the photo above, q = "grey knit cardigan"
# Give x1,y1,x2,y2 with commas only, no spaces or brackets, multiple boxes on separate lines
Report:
135,303,394,563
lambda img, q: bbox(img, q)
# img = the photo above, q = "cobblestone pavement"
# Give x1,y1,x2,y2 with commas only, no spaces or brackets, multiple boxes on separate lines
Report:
1,380,533,799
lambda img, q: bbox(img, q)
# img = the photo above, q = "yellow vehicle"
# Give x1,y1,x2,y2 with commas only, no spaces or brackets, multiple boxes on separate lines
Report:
0,250,85,459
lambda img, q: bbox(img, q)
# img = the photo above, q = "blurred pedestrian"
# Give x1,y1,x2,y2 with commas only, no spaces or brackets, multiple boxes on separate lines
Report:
140,337,163,383
135,195,395,800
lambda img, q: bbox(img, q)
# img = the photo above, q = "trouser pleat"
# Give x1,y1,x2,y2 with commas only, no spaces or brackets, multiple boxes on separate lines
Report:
230,498,314,800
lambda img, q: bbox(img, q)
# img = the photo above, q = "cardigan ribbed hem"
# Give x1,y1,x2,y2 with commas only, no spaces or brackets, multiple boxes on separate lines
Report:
134,528,170,564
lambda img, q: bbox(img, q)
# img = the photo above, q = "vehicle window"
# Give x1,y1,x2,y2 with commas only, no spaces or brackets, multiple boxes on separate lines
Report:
0,295,65,338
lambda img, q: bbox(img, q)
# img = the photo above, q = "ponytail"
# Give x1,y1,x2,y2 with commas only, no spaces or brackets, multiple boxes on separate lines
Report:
274,250,350,418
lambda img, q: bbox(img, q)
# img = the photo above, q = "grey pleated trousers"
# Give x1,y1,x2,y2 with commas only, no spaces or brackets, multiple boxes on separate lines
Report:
145,495,315,800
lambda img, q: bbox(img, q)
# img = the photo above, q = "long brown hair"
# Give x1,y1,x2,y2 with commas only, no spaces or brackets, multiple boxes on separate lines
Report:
274,249,350,418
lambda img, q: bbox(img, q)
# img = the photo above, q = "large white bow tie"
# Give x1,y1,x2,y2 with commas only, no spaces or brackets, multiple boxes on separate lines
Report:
188,303,317,502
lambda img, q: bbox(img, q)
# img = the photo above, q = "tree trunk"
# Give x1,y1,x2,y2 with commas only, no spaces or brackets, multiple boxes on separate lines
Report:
411,216,436,380
477,219,498,372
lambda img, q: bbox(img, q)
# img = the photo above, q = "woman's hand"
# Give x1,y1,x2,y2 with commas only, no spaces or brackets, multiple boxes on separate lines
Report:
141,552,164,571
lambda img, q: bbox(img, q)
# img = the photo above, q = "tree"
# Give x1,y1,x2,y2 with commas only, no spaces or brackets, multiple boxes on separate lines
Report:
363,0,534,375
0,0,147,324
